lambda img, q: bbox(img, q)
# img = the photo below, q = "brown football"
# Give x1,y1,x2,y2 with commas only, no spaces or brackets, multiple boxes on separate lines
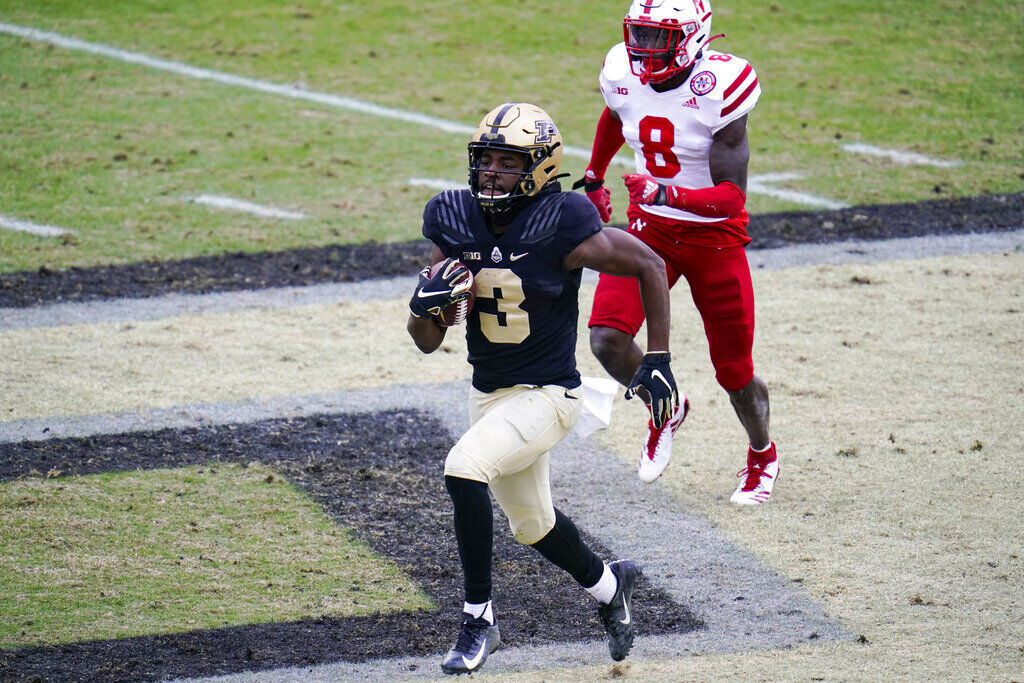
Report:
431,261,476,327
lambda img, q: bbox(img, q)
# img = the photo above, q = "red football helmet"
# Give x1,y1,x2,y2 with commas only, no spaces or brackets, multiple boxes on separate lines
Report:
623,0,716,85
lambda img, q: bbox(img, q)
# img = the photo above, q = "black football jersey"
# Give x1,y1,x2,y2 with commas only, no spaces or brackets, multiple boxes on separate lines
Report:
422,184,602,392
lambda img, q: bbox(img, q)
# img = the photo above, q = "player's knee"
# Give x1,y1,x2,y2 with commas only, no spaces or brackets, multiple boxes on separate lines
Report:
589,326,624,367
509,513,554,546
444,442,493,484
716,360,753,393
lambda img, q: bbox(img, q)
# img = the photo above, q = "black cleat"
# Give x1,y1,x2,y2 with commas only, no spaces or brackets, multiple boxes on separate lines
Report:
597,559,641,661
440,613,501,675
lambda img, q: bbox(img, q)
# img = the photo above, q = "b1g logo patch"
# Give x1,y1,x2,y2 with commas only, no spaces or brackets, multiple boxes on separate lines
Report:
690,71,717,95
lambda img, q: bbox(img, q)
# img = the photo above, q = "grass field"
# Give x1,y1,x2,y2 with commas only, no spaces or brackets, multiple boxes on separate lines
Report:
0,462,432,648
2,0,1023,679
1,0,1022,271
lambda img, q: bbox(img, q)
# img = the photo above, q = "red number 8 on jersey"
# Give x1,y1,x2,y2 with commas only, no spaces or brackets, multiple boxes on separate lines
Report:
638,115,681,178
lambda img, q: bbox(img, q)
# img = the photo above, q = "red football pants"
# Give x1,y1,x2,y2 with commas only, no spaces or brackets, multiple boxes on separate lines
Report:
588,209,756,392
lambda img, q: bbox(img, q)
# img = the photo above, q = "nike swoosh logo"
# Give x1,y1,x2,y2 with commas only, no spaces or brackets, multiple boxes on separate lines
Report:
417,288,450,298
564,391,578,400
461,643,487,670
620,598,631,625
651,369,671,390
510,252,528,261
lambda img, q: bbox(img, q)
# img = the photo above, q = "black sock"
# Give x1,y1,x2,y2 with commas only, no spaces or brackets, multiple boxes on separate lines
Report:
529,508,604,587
445,475,493,604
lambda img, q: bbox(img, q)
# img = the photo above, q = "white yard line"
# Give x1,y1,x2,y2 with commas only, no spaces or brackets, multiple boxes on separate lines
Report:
190,195,305,219
408,178,465,191
748,172,850,210
0,22,475,136
2,21,848,210
0,214,75,237
841,142,962,168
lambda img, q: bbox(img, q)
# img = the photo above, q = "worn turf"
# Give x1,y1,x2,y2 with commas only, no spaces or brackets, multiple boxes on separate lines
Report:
0,411,699,680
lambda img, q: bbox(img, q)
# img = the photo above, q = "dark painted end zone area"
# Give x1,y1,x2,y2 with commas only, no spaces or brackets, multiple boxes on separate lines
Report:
0,412,702,682
1,192,1020,308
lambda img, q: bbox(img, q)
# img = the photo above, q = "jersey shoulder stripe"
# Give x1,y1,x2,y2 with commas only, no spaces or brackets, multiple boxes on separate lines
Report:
433,189,474,245
698,52,758,121
722,76,759,117
520,191,566,245
723,63,753,99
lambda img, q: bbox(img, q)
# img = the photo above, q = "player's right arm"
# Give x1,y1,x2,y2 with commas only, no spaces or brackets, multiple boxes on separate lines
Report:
407,245,448,354
574,107,625,222
622,114,749,217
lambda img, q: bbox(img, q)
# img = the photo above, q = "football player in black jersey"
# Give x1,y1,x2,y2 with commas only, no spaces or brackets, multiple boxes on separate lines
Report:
407,102,678,675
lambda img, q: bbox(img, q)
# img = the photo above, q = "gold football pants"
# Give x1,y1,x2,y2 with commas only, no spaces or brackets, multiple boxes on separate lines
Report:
444,383,583,545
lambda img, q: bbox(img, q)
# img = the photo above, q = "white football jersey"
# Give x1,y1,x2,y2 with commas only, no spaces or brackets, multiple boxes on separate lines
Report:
600,42,760,223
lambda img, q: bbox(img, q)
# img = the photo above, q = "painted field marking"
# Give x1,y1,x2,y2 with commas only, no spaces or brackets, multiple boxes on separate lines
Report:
842,142,962,168
0,22,475,136
748,172,849,210
190,195,306,220
0,214,76,237
408,178,464,192
1,21,843,209
409,172,850,210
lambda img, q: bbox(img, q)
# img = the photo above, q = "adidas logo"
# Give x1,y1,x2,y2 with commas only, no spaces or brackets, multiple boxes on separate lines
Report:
682,97,699,109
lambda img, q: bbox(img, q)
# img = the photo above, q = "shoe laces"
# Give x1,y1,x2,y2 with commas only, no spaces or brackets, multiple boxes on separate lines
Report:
645,418,667,454
736,462,772,492
455,617,488,651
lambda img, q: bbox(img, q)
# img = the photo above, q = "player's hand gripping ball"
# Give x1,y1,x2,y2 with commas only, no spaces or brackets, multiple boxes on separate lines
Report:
409,258,476,327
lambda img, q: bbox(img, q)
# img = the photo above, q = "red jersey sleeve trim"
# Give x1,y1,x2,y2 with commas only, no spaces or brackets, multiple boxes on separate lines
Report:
723,64,752,99
721,77,758,117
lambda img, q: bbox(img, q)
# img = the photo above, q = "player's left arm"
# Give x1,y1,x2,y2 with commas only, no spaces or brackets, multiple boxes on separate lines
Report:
622,115,749,218
564,228,670,355
565,228,678,426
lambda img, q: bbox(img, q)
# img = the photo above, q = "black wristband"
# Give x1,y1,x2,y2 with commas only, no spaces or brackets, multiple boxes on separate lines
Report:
572,176,604,193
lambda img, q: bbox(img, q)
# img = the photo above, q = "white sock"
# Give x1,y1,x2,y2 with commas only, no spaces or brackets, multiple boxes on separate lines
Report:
751,441,773,453
585,564,618,605
464,600,494,624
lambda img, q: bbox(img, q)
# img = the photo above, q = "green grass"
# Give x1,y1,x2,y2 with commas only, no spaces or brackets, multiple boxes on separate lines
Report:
1,0,1021,272
0,462,433,648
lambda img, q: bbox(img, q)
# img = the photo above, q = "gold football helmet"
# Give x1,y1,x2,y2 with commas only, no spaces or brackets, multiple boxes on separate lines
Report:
468,102,564,213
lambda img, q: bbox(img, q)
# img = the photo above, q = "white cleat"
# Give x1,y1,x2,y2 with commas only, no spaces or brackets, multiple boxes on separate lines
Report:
638,396,689,483
730,443,779,505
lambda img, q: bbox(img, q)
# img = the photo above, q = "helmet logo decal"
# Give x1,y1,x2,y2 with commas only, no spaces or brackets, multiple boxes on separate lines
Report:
690,71,717,95
533,120,557,143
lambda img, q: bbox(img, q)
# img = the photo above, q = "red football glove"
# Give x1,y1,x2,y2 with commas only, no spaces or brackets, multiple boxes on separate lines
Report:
622,175,747,218
622,173,667,206
572,169,613,222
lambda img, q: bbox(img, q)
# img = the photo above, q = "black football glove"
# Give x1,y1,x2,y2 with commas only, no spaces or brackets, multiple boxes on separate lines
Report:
409,258,473,318
625,351,679,430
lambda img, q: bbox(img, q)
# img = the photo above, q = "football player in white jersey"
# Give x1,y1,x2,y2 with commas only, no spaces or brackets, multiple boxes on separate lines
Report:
575,0,779,504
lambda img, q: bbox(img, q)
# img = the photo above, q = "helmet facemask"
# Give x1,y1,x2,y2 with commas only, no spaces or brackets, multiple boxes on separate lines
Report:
624,18,700,84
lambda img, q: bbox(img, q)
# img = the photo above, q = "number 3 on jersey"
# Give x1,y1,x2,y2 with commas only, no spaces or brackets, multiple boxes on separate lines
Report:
638,115,681,178
474,268,530,344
